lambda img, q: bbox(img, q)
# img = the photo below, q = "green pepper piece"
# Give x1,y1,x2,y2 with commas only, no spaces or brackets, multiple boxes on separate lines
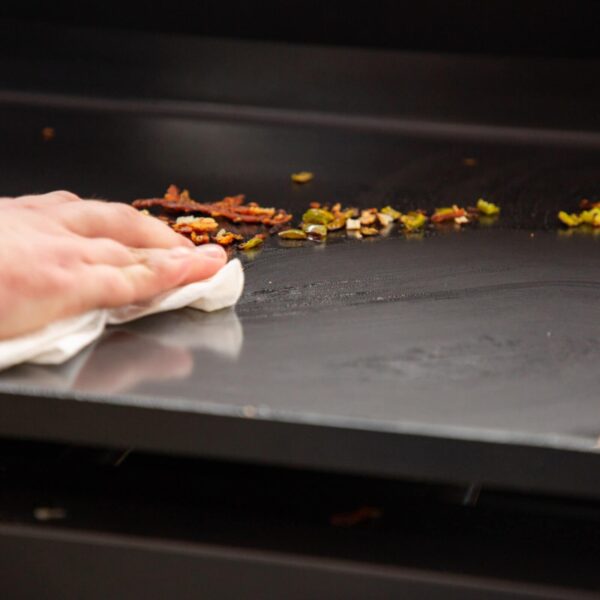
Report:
302,208,334,225
278,229,308,240
580,208,600,226
239,235,265,250
327,217,347,231
380,206,401,220
558,211,582,227
400,212,427,231
476,198,501,216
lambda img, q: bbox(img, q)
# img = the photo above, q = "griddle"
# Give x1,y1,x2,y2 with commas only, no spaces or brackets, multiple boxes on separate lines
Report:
0,22,599,502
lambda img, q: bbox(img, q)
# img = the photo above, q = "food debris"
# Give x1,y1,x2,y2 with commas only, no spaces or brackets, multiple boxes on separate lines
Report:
380,206,402,221
34,507,67,521
190,232,210,245
360,226,379,236
175,215,197,224
558,211,582,227
214,229,243,246
346,217,361,230
303,223,328,241
327,216,347,231
172,216,219,235
360,209,377,226
400,212,427,231
139,180,600,255
330,506,383,527
476,198,500,216
346,217,364,231
239,234,265,251
41,127,55,142
581,209,600,226
278,229,308,240
431,205,468,224
170,216,242,246
337,204,358,218
291,171,314,184
558,203,600,228
347,230,363,239
133,185,292,227
302,208,334,225
377,212,394,227
297,202,363,241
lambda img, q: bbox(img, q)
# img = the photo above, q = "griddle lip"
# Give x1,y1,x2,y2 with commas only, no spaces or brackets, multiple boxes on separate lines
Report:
1,387,600,500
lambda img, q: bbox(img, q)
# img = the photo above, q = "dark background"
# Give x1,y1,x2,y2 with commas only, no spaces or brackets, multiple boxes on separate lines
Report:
1,0,600,57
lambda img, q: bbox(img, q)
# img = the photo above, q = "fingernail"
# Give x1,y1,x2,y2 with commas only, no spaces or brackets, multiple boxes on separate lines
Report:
195,244,226,259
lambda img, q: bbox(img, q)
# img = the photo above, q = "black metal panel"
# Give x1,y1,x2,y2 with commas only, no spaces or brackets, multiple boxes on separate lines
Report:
1,526,584,600
0,442,598,598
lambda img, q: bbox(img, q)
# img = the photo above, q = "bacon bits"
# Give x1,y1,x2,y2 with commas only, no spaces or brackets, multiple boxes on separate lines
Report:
133,185,292,227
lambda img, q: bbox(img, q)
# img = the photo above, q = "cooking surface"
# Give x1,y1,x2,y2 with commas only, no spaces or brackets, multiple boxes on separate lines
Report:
0,26,599,495
7,227,599,445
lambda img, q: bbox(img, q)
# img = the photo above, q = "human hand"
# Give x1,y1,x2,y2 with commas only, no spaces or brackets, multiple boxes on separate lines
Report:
0,191,227,339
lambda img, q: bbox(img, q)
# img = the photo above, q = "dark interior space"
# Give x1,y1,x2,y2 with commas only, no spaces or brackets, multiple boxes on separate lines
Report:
2,0,600,57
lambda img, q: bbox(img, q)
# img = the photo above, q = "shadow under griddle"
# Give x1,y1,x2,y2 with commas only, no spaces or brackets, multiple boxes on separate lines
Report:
6,309,243,394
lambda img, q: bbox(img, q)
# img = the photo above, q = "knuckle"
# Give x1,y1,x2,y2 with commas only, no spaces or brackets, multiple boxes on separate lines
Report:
51,190,80,202
47,240,81,267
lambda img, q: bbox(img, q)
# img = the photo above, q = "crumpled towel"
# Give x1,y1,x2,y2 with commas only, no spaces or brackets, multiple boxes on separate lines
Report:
0,258,244,372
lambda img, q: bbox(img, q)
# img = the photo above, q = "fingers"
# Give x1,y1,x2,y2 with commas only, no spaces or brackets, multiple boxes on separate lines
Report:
0,239,226,339
75,238,226,272
55,236,138,267
2,190,81,209
47,200,194,249
165,244,228,286
73,244,227,311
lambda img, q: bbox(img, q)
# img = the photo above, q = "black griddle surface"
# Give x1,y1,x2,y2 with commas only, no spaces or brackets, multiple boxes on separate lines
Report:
0,26,599,497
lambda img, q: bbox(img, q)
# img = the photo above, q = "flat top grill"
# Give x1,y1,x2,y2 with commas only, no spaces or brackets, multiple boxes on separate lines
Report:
0,23,599,499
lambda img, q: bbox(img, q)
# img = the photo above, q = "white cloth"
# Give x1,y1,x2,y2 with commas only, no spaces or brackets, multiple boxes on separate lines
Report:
0,259,244,372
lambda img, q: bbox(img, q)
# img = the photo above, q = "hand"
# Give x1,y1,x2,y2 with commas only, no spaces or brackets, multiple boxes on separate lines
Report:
0,191,227,339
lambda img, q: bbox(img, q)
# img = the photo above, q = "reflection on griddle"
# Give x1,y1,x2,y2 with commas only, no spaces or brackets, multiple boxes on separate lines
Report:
120,307,243,359
4,309,243,394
